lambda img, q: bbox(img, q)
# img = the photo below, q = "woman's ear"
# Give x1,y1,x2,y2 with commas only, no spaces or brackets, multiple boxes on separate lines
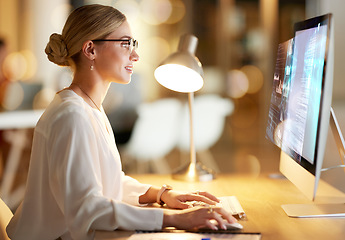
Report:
81,40,96,60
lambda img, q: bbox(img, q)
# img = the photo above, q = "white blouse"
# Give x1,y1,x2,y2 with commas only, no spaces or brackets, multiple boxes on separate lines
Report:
6,90,163,240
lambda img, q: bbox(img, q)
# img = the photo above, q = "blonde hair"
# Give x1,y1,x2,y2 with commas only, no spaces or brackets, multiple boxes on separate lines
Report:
45,4,126,67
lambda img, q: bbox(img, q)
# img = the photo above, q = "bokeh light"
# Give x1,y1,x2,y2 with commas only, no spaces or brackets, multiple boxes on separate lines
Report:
226,69,249,99
20,50,37,80
240,65,264,94
273,120,290,148
113,0,140,22
3,52,27,81
2,51,37,81
164,0,186,24
140,0,172,25
246,28,266,59
226,7,246,37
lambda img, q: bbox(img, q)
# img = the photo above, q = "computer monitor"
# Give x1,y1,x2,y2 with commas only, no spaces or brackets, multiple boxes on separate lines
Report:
266,13,345,217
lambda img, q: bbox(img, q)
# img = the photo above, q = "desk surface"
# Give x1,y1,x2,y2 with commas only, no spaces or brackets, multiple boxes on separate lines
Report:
95,174,345,240
0,109,44,129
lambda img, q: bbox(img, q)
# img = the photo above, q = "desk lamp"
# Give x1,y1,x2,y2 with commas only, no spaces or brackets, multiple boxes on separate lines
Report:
154,34,215,181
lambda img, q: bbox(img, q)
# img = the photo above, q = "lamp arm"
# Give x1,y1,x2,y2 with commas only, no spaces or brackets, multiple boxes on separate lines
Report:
188,92,196,165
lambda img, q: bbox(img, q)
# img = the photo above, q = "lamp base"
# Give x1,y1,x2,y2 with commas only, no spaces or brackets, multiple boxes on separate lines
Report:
172,161,215,182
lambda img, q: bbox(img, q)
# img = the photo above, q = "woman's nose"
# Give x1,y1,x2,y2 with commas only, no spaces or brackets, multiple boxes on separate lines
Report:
130,50,139,62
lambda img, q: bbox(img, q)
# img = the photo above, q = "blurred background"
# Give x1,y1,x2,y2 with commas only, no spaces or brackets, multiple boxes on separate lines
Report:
0,0,345,209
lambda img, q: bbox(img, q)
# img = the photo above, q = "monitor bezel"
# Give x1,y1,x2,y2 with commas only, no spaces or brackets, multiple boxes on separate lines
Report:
279,13,334,201
289,14,332,175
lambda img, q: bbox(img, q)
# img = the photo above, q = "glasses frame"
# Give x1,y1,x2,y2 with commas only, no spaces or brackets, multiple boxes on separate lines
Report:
92,38,138,52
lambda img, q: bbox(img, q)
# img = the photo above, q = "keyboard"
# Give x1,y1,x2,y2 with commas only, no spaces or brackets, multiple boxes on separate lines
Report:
189,196,247,220
216,196,247,220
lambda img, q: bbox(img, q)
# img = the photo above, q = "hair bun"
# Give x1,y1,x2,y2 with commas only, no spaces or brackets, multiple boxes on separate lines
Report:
45,33,69,66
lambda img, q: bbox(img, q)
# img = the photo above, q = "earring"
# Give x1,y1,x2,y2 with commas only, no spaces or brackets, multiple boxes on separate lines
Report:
90,59,95,70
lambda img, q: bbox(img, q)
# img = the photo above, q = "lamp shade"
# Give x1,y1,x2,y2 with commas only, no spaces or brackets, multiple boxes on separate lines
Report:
154,34,204,93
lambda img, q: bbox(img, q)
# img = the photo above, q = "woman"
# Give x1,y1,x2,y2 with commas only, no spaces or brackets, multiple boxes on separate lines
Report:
6,4,236,240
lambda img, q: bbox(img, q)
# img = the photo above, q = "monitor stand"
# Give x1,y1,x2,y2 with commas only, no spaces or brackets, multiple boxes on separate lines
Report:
282,203,345,218
282,179,345,217
282,107,345,218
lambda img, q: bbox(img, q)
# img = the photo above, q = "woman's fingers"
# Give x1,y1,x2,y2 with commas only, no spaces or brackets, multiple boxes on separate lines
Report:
173,201,193,209
207,206,227,230
194,191,220,202
163,205,237,230
183,193,218,205
213,206,237,224
204,219,219,230
198,206,237,230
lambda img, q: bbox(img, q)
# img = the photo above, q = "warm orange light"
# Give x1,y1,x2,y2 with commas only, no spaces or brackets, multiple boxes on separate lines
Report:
154,34,204,93
226,69,249,99
155,64,203,93
165,0,186,24
140,0,172,25
241,65,264,94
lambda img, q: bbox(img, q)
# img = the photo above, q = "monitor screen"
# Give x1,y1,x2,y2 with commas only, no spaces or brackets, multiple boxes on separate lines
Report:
266,14,345,218
266,14,331,176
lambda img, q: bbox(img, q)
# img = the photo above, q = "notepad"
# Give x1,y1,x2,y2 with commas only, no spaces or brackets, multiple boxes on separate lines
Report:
132,230,261,240
130,232,261,240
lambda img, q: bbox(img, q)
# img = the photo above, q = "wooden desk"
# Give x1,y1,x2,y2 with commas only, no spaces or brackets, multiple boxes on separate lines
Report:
95,174,345,240
0,110,44,209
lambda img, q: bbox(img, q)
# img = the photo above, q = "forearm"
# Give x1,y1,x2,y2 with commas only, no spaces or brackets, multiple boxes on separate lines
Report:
162,210,175,228
139,186,160,204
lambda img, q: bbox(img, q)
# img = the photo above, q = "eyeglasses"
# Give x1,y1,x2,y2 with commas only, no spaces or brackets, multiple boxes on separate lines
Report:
92,38,138,53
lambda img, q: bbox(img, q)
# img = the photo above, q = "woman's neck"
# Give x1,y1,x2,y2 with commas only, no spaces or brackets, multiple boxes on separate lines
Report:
70,72,110,111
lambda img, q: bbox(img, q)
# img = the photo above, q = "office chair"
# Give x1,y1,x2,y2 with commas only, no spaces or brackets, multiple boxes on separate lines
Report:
0,197,13,240
123,98,182,173
177,94,234,172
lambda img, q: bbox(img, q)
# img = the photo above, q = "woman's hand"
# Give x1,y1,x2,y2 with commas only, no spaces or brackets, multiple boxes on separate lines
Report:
163,206,237,230
160,190,220,209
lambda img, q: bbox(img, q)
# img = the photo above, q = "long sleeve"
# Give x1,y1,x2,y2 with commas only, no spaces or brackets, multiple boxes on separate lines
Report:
113,202,163,230
121,174,152,206
6,91,164,240
47,104,163,239
47,109,119,239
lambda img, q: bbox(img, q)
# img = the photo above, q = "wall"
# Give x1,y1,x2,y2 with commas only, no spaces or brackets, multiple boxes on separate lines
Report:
307,0,345,101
